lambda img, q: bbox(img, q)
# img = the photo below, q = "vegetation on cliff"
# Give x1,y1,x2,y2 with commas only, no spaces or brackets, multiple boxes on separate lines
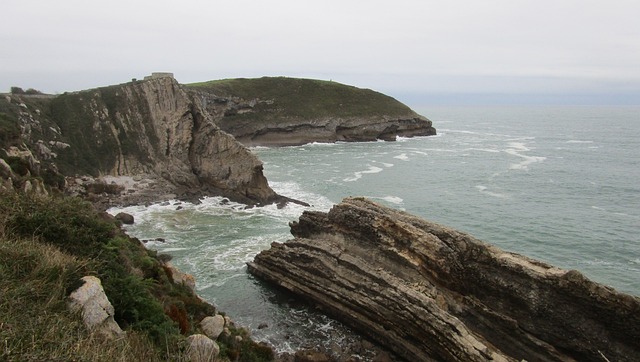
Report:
188,77,418,121
0,191,274,361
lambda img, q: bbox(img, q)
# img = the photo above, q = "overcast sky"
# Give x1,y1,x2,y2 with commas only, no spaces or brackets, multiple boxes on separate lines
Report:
2,0,639,105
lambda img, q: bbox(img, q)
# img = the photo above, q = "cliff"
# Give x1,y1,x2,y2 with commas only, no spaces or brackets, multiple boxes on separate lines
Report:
187,77,436,146
248,197,640,362
1,76,282,206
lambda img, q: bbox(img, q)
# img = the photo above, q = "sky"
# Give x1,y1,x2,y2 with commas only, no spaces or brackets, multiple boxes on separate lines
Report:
1,0,639,105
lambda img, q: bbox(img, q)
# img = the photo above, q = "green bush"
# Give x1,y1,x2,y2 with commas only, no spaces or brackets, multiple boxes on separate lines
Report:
1,191,276,361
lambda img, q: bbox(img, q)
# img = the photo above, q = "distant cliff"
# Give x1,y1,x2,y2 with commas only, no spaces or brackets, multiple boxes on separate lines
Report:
1,75,435,205
187,77,436,146
0,76,282,205
248,197,640,362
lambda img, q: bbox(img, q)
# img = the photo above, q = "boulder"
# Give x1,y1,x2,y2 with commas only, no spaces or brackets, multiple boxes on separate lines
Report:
200,314,225,340
186,334,219,362
248,197,640,362
115,212,134,224
68,276,124,339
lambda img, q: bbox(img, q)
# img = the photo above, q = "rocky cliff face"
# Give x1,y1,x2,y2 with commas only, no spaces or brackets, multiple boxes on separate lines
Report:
248,197,640,362
188,77,436,147
1,76,282,205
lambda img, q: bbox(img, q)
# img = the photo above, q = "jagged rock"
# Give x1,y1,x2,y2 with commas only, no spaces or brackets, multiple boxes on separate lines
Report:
68,276,124,339
114,212,134,224
186,334,220,362
0,76,291,207
164,261,196,292
248,197,640,362
200,314,225,340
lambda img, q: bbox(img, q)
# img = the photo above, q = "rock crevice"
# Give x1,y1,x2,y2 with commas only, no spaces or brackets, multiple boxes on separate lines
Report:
248,197,640,362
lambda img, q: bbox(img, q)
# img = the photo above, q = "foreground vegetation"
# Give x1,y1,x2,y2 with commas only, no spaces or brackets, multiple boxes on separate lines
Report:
0,192,274,361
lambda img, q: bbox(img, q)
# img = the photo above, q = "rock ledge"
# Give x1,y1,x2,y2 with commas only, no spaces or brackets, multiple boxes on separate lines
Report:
248,197,640,362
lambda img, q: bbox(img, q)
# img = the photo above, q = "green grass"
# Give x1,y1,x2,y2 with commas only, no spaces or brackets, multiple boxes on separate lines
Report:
187,76,417,122
0,191,275,361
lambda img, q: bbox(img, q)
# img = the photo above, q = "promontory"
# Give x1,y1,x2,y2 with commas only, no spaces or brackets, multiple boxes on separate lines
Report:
248,197,640,362
1,74,435,207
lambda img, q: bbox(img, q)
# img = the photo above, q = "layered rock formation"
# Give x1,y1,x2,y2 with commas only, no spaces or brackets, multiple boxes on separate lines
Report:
189,77,436,147
248,197,640,362
1,76,284,206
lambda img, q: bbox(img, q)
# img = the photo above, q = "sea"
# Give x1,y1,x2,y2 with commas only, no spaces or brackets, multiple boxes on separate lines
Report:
109,105,640,355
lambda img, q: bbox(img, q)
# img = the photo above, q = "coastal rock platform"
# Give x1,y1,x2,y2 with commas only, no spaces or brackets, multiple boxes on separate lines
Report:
248,197,640,362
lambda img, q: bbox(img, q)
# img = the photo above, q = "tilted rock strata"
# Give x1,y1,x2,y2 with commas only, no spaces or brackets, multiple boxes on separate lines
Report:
192,87,436,147
248,197,640,362
1,77,282,205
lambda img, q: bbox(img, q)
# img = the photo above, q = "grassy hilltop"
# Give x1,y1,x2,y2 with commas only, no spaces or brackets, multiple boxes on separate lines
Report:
188,76,417,120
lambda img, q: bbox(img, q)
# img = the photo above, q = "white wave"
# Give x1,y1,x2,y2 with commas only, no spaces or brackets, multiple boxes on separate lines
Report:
504,142,546,170
475,185,509,199
309,141,337,146
343,165,384,182
394,153,409,161
381,162,394,168
377,196,404,204
566,140,594,144
411,150,428,155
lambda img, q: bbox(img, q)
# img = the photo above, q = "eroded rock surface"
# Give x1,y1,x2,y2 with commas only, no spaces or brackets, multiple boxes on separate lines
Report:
248,197,640,362
68,276,124,339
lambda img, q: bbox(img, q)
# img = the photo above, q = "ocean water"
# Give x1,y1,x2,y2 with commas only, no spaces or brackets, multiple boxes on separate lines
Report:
110,105,640,354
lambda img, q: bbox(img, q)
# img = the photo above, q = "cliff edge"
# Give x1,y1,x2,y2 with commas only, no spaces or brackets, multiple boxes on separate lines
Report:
187,77,436,146
1,76,286,206
248,197,640,362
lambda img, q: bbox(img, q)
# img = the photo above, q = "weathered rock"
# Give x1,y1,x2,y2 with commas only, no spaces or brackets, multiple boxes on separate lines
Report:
186,334,220,362
68,276,124,339
114,212,134,224
200,314,225,340
0,76,292,207
248,197,640,362
164,261,196,292
191,78,437,147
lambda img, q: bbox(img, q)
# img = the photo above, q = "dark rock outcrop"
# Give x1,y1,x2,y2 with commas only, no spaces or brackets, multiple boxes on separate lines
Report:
248,197,640,362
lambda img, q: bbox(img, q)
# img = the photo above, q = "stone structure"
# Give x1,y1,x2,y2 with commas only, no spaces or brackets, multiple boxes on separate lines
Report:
248,197,640,362
143,72,174,80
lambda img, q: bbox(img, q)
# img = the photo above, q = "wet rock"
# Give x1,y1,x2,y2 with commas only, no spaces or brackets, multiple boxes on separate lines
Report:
114,212,134,224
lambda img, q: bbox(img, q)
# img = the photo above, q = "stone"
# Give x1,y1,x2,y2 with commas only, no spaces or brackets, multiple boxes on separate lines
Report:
248,197,640,362
186,334,219,362
115,212,134,224
68,276,124,339
165,261,196,292
293,349,331,362
200,314,225,340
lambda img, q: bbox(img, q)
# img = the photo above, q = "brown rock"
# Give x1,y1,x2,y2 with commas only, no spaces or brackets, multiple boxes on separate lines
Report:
248,197,640,362
115,212,134,224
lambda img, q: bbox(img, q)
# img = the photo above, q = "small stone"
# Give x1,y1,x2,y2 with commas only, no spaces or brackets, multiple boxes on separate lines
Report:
258,323,268,329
